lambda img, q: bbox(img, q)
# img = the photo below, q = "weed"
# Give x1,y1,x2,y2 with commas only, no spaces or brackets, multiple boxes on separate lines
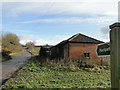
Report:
2,57,111,89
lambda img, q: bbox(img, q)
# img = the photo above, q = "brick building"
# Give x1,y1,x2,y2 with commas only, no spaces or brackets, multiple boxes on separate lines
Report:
39,44,54,58
50,33,104,60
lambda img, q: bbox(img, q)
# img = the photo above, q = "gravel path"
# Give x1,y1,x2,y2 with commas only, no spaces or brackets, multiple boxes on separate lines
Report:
0,49,31,86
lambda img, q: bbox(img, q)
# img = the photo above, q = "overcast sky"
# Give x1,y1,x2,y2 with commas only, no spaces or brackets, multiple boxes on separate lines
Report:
2,0,118,45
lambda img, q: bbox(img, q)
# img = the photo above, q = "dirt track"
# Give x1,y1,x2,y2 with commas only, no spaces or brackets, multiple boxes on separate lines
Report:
0,49,31,86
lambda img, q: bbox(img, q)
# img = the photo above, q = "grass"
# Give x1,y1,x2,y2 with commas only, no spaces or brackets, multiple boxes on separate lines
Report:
27,47,40,56
9,50,25,56
2,49,24,62
2,56,111,89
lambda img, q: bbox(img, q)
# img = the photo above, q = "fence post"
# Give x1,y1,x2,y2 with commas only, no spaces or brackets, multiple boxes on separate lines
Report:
110,22,120,88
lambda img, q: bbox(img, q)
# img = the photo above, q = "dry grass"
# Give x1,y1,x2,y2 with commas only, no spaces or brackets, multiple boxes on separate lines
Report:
36,56,110,71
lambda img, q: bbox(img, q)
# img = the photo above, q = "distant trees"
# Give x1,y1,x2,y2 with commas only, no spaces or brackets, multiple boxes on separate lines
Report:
26,41,35,51
2,33,22,53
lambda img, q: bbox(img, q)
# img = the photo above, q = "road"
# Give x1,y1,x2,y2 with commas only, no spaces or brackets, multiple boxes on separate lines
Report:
0,49,31,86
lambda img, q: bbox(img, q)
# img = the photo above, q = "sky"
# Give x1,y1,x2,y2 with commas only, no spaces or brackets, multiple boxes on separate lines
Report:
2,0,118,45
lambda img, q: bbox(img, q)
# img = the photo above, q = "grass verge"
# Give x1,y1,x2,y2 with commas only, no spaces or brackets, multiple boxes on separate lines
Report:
2,50,24,62
2,56,111,89
26,47,40,56
2,49,24,62
9,50,24,56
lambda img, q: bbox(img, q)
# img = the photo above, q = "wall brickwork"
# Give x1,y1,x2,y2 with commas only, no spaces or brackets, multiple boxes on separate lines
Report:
68,43,100,60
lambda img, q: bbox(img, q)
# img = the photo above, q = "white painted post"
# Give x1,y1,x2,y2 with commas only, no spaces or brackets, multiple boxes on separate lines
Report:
110,22,120,88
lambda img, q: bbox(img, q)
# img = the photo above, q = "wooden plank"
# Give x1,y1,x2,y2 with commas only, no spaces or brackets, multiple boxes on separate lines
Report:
110,23,120,88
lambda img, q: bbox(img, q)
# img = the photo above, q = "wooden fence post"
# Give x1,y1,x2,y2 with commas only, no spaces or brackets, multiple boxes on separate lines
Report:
110,22,120,88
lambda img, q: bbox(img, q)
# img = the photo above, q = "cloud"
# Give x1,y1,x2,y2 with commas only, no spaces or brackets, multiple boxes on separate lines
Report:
2,0,119,2
35,39,50,45
19,34,35,44
14,29,32,33
2,1,118,26
34,35,70,45
100,26,110,42
90,26,111,42
19,34,70,45
90,32,100,38
2,0,118,43
2,1,118,17
19,32,111,45
20,40,34,45
22,16,116,25
100,26,110,34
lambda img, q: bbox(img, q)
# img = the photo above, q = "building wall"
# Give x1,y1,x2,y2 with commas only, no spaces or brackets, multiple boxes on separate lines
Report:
50,46,58,59
63,44,68,58
68,43,100,60
50,45,64,59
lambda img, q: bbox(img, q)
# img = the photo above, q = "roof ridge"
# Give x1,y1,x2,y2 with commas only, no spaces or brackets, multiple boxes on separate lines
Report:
68,33,104,43
56,33,104,46
68,33,80,41
78,33,103,42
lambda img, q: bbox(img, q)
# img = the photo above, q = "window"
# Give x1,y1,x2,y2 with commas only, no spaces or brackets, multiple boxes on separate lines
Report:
84,44,89,47
84,52,90,58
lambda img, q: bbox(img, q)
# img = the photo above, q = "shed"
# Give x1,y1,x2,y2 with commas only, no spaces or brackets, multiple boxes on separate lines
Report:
50,33,104,60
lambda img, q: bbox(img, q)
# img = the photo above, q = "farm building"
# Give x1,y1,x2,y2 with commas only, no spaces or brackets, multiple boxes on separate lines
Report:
50,33,104,60
39,44,54,58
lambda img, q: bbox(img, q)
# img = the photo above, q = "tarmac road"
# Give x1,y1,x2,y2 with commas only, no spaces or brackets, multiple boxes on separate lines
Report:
0,49,31,86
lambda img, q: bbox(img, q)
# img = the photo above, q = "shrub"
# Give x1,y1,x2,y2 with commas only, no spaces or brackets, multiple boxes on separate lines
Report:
2,48,11,55
26,42,35,51
2,33,22,53
2,48,12,61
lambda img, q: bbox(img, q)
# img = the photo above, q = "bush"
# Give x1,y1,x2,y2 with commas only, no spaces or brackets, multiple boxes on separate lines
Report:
2,33,22,53
26,42,35,51
2,48,11,55
2,48,12,61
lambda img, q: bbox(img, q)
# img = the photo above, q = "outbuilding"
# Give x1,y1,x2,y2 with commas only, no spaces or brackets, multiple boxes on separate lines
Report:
50,33,104,60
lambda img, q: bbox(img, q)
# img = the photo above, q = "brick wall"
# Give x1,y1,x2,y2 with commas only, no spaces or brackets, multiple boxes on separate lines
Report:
68,43,100,60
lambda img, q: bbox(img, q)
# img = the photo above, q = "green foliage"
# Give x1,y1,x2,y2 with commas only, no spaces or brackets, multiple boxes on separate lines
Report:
2,57,111,89
26,42,35,51
25,42,38,55
2,33,22,53
9,50,24,56
26,44,40,56
38,57,110,72
1,33,23,61
2,48,12,62
29,47,40,56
